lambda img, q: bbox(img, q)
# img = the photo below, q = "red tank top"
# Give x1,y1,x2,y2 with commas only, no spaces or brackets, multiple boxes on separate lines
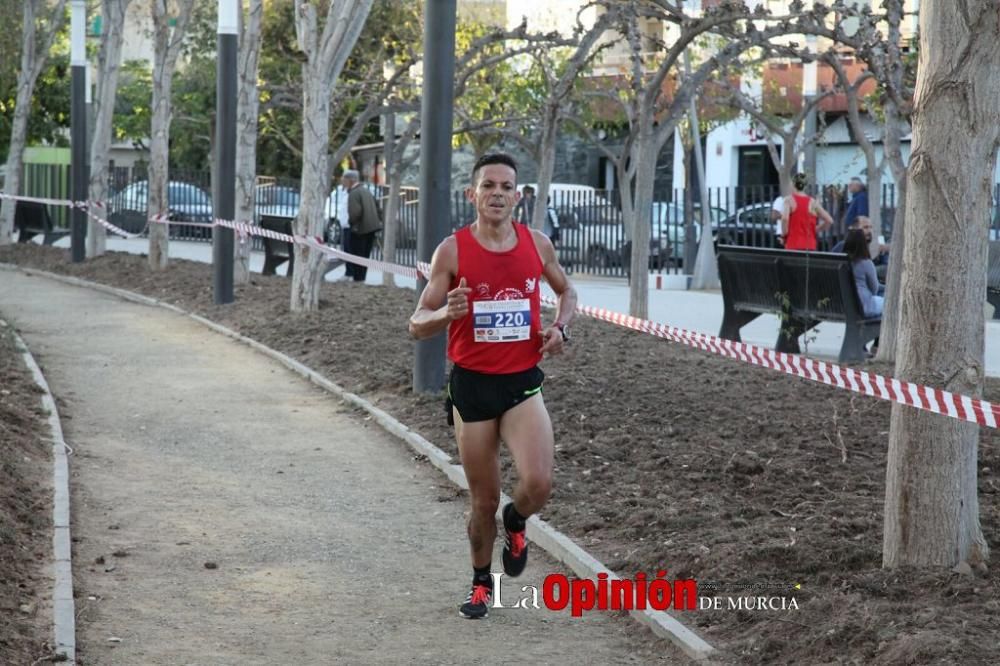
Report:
448,223,544,374
784,193,817,250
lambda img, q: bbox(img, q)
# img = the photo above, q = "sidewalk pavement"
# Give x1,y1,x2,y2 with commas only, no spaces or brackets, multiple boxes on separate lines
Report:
0,270,668,665
44,235,1000,378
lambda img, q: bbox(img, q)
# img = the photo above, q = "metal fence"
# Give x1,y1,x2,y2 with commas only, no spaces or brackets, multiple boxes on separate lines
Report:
13,164,1000,279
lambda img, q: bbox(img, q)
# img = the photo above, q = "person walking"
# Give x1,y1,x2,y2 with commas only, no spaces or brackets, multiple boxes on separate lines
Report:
408,153,578,620
343,169,382,282
781,173,834,251
843,176,869,228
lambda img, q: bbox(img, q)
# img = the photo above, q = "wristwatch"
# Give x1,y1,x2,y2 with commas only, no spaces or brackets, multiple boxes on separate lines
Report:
555,323,570,342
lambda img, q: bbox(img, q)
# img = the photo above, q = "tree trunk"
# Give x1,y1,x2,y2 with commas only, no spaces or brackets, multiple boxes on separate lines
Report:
290,87,331,311
628,128,657,319
883,0,1000,569
381,112,397,288
147,0,194,271
147,59,172,270
88,0,130,258
290,0,374,312
234,0,263,285
0,66,35,245
1,0,66,244
688,81,717,290
875,109,908,362
531,103,560,232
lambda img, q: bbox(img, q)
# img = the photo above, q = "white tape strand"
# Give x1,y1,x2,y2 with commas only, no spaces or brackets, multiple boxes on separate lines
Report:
4,189,1000,429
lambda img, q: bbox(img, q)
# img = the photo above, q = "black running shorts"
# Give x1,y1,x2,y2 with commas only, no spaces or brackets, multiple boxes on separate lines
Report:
445,365,545,426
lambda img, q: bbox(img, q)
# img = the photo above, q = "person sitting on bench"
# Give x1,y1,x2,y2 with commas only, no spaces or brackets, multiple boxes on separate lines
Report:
844,228,884,318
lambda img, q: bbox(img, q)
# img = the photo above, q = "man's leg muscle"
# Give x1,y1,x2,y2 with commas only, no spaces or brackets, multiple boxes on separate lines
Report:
455,411,501,567
499,394,554,517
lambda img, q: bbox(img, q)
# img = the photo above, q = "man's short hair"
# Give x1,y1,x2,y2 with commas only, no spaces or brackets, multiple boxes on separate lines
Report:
850,176,865,187
343,169,360,180
471,152,518,185
522,185,535,194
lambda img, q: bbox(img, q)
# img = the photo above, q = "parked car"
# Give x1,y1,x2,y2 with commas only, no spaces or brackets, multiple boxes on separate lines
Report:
561,202,700,270
713,203,780,248
255,185,301,220
108,180,213,233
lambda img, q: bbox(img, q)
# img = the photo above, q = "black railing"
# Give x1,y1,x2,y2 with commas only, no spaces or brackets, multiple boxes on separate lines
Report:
15,165,1000,279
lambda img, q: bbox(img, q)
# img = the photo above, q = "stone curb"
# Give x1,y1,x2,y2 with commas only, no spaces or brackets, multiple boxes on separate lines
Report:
2,316,76,664
0,264,716,661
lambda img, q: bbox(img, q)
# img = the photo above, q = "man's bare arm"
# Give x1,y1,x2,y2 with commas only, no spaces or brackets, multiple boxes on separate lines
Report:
409,237,470,340
781,197,793,237
533,231,577,356
811,200,834,232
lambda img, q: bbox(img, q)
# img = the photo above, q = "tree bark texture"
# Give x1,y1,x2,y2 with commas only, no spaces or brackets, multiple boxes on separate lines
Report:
875,108,909,362
883,0,1000,569
291,0,374,312
88,0,130,258
0,0,67,245
234,0,264,285
147,0,195,271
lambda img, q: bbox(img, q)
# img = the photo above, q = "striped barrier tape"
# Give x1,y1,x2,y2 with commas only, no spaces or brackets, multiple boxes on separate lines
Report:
2,190,998,429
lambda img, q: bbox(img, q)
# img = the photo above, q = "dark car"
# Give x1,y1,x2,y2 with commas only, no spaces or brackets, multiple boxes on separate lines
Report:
714,203,780,248
108,180,213,234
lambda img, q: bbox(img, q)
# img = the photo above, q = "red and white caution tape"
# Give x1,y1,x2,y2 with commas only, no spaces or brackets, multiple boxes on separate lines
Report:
3,190,999,429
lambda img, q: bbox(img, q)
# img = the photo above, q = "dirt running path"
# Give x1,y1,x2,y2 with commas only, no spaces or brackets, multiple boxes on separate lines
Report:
0,271,672,665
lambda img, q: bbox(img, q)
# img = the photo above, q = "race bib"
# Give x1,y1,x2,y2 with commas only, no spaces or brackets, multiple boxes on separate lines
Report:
472,299,532,343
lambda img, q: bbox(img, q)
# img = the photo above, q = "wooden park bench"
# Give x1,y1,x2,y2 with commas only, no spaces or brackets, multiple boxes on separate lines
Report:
717,245,881,363
15,200,70,245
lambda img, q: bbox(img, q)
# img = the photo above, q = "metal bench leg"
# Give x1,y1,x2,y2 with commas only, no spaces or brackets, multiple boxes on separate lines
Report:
839,324,868,363
988,290,1000,320
262,252,278,276
719,309,759,341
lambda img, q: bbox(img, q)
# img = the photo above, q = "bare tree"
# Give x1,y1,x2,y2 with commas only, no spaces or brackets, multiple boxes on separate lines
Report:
825,54,884,253
233,0,264,284
147,0,196,270
612,2,788,318
88,0,132,258
0,0,68,245
883,0,1000,569
524,11,618,233
290,0,374,312
722,75,833,199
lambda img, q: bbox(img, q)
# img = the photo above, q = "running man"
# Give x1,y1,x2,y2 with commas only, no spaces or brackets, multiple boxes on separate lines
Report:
409,153,578,619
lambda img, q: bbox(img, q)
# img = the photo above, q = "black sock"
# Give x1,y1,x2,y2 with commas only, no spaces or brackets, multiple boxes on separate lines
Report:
473,563,493,587
504,502,527,532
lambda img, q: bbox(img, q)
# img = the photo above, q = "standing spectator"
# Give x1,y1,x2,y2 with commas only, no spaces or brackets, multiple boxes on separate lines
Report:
344,169,382,283
770,185,789,246
781,173,834,250
843,176,869,228
844,228,884,318
513,185,535,224
327,176,353,278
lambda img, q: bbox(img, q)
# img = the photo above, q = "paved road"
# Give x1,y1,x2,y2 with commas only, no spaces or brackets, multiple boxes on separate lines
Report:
0,271,672,665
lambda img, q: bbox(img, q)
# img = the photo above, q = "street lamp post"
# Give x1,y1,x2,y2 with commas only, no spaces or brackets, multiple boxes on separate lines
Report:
412,0,457,393
70,0,87,263
213,0,238,304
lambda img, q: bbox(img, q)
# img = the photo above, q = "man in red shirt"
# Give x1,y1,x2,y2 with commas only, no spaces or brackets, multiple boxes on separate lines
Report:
409,153,578,619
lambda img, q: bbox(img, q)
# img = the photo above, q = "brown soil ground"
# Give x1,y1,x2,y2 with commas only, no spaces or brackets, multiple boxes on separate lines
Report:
3,244,999,665
0,318,53,663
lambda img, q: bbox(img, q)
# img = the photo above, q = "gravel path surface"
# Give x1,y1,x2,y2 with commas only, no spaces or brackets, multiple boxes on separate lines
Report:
0,271,674,665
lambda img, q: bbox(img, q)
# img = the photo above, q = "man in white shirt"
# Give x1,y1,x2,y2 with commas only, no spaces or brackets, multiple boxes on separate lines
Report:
326,178,353,278
770,194,784,245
